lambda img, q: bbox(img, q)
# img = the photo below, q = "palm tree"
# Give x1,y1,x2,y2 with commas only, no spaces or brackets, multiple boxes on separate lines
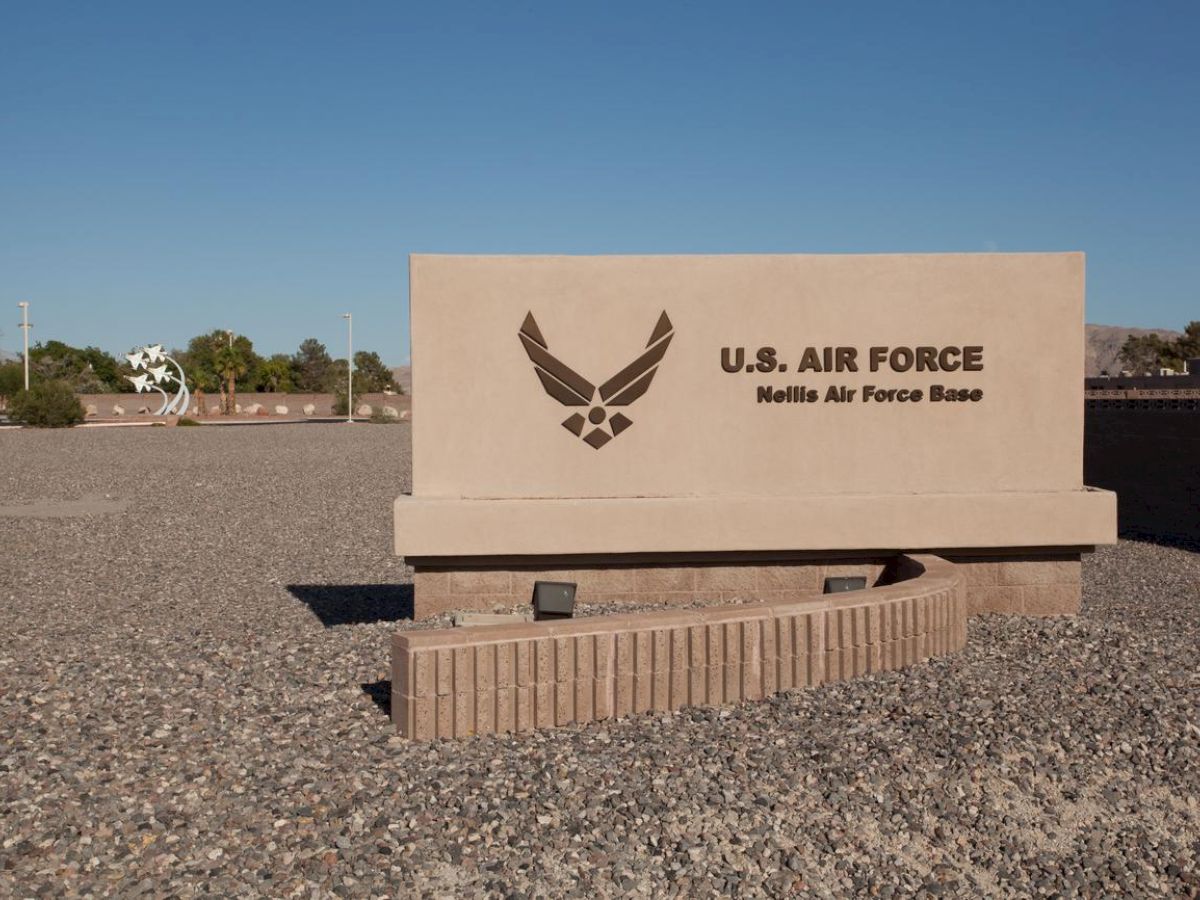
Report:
259,354,295,393
214,344,248,415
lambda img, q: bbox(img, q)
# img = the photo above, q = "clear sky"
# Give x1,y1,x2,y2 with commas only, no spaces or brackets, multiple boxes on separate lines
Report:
2,1,1197,364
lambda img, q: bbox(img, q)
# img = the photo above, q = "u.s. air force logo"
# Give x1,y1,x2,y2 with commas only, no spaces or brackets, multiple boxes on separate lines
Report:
519,311,674,449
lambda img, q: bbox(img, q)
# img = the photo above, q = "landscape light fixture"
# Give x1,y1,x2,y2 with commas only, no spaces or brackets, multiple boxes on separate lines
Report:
16,302,31,390
532,581,576,620
342,313,353,423
824,576,868,594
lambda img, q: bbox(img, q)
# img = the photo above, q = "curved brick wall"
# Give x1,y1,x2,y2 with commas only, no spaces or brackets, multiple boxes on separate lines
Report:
392,554,966,740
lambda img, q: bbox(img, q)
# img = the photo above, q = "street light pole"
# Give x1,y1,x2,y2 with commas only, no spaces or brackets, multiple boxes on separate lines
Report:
17,302,30,390
223,330,235,414
342,313,353,423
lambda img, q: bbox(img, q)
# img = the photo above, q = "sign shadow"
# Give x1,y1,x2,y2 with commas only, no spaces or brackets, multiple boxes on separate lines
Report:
286,584,414,628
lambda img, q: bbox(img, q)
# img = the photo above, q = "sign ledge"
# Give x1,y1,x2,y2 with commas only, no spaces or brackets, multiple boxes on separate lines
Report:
394,489,1116,558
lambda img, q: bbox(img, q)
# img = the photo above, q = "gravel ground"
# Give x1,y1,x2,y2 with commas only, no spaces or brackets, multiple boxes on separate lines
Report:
1,424,1197,898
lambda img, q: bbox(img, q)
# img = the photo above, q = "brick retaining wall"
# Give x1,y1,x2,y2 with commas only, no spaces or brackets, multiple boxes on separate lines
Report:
392,554,966,739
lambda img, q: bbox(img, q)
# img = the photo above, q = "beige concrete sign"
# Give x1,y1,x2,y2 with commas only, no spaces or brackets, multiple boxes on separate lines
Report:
398,254,1115,558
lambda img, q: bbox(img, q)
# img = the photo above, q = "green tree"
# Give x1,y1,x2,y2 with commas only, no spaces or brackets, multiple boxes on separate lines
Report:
352,350,399,393
258,354,296,392
174,330,261,409
1177,321,1200,361
214,343,250,414
329,352,400,397
174,335,221,397
28,341,124,392
291,338,335,391
1119,333,1183,374
0,361,24,407
9,380,85,427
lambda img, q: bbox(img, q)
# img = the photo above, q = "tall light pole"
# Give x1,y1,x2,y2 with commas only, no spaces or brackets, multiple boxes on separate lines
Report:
222,330,236,415
17,302,31,390
342,313,353,423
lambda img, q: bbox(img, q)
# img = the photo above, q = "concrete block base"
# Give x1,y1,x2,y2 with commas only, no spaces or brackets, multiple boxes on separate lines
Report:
943,551,1083,616
411,551,1083,620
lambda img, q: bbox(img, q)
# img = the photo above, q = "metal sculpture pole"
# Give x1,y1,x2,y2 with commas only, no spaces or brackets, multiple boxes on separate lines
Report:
126,344,190,416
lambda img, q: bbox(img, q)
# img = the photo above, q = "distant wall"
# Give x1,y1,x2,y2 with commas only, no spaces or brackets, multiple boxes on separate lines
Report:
77,391,410,417
1084,407,1200,541
1085,371,1200,391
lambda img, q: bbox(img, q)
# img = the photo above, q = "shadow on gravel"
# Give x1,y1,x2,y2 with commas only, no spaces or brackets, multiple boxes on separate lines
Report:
361,680,392,718
287,584,414,627
1118,531,1200,554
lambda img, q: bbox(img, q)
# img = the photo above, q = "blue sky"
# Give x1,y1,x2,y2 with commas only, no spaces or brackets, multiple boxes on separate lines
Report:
2,1,1197,364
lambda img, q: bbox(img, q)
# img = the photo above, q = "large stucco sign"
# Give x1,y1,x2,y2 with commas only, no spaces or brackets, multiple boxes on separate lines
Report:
396,253,1115,619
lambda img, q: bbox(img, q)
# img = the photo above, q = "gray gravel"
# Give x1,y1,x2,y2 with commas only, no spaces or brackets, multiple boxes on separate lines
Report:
1,424,1198,898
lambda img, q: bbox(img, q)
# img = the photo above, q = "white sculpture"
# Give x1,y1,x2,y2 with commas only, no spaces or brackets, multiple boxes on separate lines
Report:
125,344,190,416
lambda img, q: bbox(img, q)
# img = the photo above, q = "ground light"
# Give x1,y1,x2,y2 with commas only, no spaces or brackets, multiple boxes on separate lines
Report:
532,581,576,620
824,576,868,593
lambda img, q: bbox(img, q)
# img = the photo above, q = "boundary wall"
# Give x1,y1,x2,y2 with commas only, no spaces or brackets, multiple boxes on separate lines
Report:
392,554,966,739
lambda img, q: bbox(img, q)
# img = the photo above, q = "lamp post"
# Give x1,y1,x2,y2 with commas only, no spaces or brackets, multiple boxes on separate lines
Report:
223,330,235,414
17,302,31,390
342,313,353,423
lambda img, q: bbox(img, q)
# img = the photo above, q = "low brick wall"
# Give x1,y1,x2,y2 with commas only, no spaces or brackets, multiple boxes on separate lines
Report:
77,391,410,418
392,554,966,739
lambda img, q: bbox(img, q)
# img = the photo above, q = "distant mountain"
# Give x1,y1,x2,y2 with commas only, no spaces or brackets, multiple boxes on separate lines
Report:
390,365,411,394
1085,324,1183,376
0,348,17,364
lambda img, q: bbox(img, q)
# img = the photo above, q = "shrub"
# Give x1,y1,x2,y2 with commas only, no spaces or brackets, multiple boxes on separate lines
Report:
8,380,85,428
177,417,201,426
332,390,348,416
0,361,23,404
370,409,399,424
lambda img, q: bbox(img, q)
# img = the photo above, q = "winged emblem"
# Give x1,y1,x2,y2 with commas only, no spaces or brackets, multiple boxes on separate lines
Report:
519,310,674,449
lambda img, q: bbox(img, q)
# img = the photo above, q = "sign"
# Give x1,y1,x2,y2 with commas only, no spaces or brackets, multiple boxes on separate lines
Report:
410,253,1085,501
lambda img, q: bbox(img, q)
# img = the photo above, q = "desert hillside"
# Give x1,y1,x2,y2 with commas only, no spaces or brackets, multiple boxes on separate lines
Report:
390,365,411,394
1086,324,1182,376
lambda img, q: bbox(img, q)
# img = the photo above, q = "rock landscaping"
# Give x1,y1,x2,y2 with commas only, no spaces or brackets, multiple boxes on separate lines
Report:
0,424,1196,897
